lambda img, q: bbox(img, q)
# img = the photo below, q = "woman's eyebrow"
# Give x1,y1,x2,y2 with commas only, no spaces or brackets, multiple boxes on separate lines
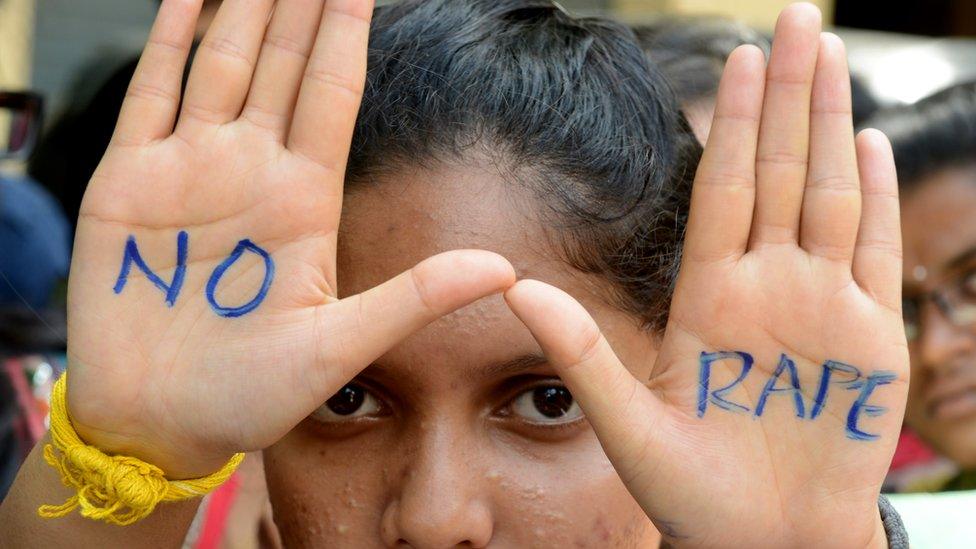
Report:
480,354,550,379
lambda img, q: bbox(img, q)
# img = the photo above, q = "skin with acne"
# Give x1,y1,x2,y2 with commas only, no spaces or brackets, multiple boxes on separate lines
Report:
902,165,976,468
264,163,660,547
0,3,907,548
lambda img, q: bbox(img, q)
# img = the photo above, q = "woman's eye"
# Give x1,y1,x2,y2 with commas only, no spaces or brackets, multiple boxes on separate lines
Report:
310,383,383,423
510,385,583,424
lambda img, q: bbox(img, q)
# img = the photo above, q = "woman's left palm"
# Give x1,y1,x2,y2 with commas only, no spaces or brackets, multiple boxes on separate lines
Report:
506,4,908,547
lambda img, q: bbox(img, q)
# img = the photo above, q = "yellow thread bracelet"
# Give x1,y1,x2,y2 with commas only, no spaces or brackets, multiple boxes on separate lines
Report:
38,372,245,526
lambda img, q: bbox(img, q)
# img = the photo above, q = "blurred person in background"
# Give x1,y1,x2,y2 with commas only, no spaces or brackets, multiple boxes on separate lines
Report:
0,89,69,501
635,16,879,143
0,91,69,313
865,81,976,493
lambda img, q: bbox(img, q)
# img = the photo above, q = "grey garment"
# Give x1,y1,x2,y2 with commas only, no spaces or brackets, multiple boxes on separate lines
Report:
880,495,909,549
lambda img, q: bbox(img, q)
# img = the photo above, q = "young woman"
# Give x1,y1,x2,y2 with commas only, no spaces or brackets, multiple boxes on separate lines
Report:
1,0,910,546
866,82,976,492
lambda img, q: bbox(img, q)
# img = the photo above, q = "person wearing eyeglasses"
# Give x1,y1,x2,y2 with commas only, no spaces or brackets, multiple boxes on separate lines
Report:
866,81,976,492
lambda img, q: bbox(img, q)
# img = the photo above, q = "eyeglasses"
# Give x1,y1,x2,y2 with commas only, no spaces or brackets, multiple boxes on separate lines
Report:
903,267,976,342
0,91,43,161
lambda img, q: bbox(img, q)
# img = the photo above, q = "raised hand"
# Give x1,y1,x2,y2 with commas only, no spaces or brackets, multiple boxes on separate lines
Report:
505,4,907,547
67,0,514,479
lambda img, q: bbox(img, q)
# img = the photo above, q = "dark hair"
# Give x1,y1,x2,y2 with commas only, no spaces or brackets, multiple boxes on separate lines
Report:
633,16,770,104
862,81,976,187
348,0,701,329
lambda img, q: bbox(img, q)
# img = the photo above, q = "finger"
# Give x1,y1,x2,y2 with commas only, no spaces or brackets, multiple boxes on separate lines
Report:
288,0,374,173
503,279,667,468
112,0,202,146
800,33,861,262
683,45,765,263
750,3,822,247
178,0,274,128
316,250,516,385
242,0,326,139
852,129,902,310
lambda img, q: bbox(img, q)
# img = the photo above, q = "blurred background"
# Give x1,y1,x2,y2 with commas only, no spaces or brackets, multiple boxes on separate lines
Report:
0,1,972,183
0,0,974,122
1,1,975,547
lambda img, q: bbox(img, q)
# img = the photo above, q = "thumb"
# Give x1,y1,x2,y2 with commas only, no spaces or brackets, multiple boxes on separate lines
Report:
316,249,516,387
503,279,669,470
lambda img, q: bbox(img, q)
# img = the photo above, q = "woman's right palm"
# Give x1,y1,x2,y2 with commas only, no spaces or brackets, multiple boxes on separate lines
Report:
66,0,514,478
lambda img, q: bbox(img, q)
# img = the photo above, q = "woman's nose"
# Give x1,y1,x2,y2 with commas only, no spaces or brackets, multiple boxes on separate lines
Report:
380,426,494,548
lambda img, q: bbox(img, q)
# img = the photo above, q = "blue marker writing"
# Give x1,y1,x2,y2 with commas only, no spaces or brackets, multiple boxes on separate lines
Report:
113,231,188,306
810,360,863,420
206,239,275,318
697,351,754,417
754,353,805,418
846,371,897,441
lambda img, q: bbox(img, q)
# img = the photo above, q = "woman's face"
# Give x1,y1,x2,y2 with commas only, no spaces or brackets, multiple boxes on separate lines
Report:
264,163,662,547
901,165,976,468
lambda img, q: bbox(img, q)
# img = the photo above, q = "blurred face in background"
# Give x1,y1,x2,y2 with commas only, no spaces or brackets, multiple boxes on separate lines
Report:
901,164,976,468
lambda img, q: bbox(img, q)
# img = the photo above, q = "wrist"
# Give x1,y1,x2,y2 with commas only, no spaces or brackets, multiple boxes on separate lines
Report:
71,420,234,480
661,510,891,549
40,373,244,525
868,507,890,549
63,372,233,479
65,381,231,479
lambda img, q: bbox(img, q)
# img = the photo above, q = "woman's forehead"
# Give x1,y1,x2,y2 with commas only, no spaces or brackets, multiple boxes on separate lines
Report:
337,163,553,296
335,164,557,377
334,163,652,383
